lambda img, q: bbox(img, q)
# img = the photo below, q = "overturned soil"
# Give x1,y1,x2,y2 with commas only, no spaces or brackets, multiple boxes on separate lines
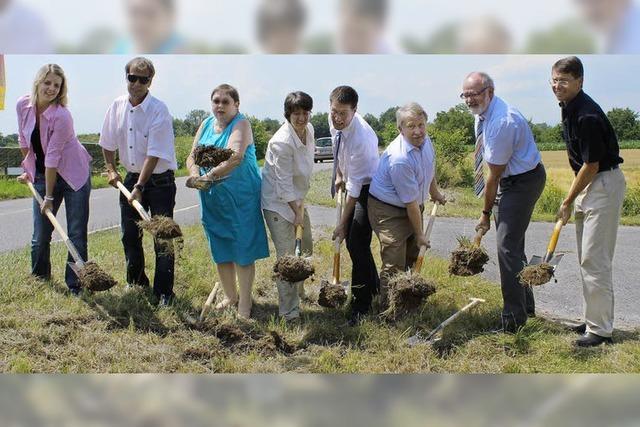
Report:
449,238,490,276
318,281,348,308
519,263,554,287
193,145,234,168
273,255,315,282
137,216,183,239
384,272,436,318
77,261,118,292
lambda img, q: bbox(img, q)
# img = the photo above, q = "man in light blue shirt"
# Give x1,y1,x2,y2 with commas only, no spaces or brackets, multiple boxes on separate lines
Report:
462,71,546,333
369,102,446,301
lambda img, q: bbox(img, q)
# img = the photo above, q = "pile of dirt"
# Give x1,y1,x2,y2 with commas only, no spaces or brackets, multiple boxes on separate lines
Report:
77,261,118,291
449,237,490,276
519,263,555,287
383,272,436,318
193,145,234,168
137,216,182,239
318,281,348,308
273,255,315,282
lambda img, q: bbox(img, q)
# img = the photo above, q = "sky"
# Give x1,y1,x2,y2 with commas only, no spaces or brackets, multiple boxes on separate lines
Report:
1,54,639,135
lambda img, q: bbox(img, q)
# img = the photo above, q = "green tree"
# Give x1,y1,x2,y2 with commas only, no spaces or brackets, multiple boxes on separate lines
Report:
379,121,398,146
378,107,399,127
607,107,640,140
183,109,209,136
310,112,330,138
248,116,270,160
431,103,475,145
262,118,282,135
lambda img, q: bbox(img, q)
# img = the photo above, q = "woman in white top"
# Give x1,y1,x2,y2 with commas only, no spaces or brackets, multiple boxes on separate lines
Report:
261,91,315,321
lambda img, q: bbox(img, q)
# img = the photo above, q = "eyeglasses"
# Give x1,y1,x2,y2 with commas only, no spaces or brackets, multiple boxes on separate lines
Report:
127,74,151,85
549,78,574,87
459,86,489,99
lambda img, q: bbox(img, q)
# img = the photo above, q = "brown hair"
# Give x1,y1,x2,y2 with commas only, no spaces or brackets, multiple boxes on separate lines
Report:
330,85,359,109
284,91,313,121
211,84,240,103
125,57,156,79
552,56,584,79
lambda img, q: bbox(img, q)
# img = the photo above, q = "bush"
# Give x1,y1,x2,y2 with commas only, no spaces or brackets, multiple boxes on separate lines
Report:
622,185,640,217
535,181,564,215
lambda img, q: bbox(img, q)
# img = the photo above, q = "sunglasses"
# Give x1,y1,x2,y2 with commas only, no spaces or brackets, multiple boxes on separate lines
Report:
127,74,151,85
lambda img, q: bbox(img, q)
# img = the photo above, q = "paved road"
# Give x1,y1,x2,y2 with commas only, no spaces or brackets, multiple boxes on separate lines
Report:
2,160,637,329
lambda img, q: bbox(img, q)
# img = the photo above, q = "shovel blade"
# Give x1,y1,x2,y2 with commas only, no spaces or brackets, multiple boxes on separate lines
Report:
548,253,565,268
68,261,84,276
406,333,426,347
528,255,544,265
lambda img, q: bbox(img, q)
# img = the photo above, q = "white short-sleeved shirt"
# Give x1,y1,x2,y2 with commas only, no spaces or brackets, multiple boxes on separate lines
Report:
477,95,541,178
261,122,315,224
329,112,380,198
99,93,177,173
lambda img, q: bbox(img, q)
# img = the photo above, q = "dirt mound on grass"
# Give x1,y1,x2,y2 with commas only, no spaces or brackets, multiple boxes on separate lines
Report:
383,272,436,318
77,261,118,291
318,281,347,308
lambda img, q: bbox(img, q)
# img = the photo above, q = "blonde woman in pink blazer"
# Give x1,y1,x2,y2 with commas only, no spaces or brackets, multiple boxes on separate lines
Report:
16,64,92,295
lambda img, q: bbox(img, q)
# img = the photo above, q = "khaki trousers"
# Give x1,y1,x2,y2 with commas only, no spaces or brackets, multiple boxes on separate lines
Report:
263,209,313,320
574,168,626,337
367,196,421,300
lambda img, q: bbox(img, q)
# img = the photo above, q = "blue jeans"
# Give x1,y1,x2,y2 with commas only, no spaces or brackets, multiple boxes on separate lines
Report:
32,173,91,292
120,171,176,297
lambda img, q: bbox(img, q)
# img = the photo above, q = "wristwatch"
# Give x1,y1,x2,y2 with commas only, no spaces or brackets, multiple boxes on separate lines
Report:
482,209,492,216
134,183,144,192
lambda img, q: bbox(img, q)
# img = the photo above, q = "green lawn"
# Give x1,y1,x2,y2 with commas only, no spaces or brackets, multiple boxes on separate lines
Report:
1,224,638,373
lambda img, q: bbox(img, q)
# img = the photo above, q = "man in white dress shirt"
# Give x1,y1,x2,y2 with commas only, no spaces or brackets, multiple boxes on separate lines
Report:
329,85,380,325
99,57,178,306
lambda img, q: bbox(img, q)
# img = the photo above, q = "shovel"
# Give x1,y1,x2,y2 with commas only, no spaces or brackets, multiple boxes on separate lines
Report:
413,202,439,273
27,181,87,276
528,219,565,272
329,188,349,291
407,297,485,346
294,224,303,257
116,181,152,221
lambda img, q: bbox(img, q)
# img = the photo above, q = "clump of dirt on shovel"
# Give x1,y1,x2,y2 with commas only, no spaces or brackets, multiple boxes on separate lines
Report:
382,271,436,318
449,236,490,276
77,261,118,292
273,255,315,282
193,145,234,168
318,281,347,308
519,263,554,287
137,215,182,239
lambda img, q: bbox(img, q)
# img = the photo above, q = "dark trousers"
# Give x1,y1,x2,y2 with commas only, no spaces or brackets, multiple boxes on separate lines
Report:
120,171,176,296
345,184,380,314
494,163,546,329
32,173,91,292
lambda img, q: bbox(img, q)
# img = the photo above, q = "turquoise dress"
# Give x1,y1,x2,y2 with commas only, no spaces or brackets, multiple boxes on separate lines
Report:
197,114,269,265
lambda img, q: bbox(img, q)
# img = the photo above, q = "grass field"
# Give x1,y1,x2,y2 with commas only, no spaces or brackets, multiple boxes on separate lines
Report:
1,223,639,373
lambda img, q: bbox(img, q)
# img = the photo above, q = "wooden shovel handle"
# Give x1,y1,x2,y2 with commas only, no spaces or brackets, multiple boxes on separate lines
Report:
27,181,85,266
544,219,564,262
415,203,439,273
331,188,345,284
116,181,151,221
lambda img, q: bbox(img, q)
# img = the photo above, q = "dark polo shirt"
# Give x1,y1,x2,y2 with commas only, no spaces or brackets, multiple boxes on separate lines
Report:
561,90,623,175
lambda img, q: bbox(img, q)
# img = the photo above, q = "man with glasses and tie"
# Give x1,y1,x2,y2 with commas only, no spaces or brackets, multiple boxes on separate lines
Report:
461,72,545,333
551,56,625,347
329,85,380,326
99,57,178,306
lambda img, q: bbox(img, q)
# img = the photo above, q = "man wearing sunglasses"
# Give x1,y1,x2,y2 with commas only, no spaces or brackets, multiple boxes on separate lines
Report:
99,56,178,306
461,71,545,334
551,56,625,347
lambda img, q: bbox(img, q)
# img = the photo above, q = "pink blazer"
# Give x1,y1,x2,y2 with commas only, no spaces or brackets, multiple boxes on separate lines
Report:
17,95,91,191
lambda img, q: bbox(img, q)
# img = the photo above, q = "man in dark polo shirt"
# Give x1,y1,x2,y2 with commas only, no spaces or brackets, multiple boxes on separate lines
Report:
551,56,626,347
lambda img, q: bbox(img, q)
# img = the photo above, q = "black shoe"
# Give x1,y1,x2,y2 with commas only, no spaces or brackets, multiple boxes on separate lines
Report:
571,323,587,335
575,332,612,347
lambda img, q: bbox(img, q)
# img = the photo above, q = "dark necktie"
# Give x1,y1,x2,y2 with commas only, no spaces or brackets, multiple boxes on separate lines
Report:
330,130,343,198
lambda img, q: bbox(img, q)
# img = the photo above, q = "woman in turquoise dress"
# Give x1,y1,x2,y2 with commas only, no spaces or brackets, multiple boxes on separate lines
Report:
186,84,269,319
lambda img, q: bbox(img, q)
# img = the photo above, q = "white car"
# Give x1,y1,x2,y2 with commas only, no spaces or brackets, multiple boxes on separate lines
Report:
314,137,333,163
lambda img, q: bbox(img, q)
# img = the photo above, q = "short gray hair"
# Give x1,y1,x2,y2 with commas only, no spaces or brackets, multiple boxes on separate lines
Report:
467,71,495,89
396,102,428,128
